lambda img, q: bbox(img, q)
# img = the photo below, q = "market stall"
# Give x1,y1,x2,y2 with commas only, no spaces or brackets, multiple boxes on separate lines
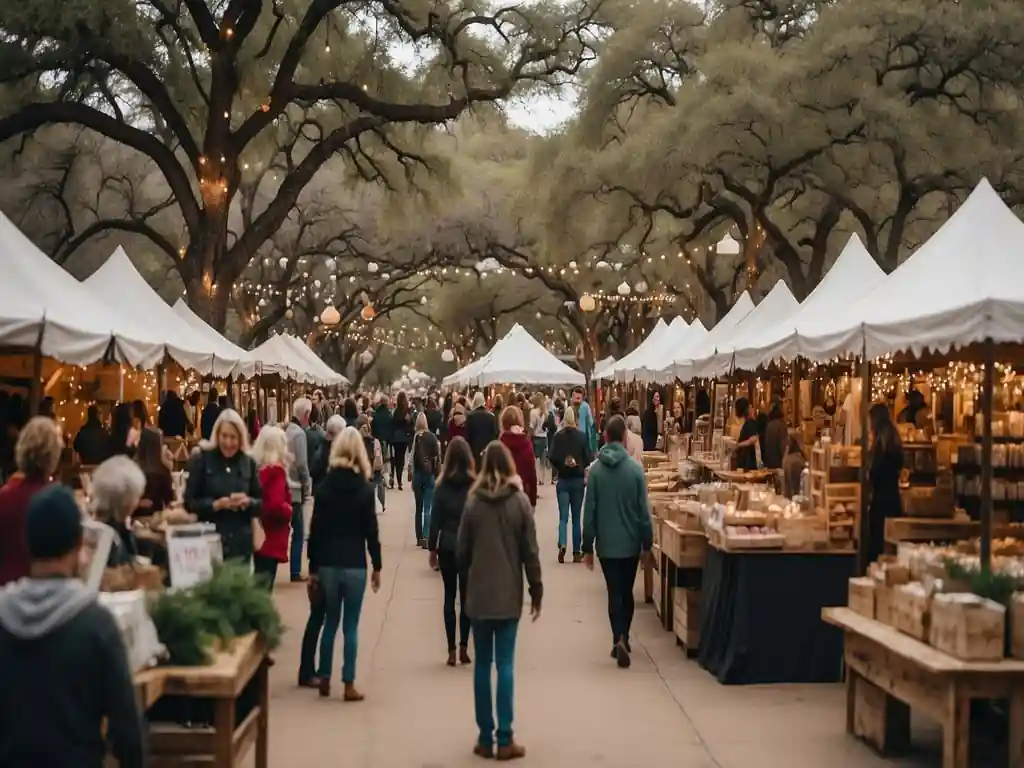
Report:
444,324,585,388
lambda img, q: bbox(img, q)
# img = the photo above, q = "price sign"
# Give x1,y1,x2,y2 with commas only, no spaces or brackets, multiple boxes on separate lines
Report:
167,533,213,588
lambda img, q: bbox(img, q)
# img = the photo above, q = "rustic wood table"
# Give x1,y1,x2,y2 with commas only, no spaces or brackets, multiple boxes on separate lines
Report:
823,607,1024,768
135,632,269,768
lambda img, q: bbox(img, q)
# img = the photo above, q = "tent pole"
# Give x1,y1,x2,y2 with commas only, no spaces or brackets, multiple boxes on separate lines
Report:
28,337,44,416
856,349,872,577
980,338,994,572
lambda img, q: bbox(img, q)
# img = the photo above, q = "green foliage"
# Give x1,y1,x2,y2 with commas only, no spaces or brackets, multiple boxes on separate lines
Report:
147,588,219,667
944,559,1021,607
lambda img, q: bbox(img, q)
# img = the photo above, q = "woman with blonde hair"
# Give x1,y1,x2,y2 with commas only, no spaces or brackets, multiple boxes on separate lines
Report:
411,411,441,548
457,441,542,760
306,427,382,699
250,426,294,589
529,393,550,485
184,409,262,563
548,406,592,563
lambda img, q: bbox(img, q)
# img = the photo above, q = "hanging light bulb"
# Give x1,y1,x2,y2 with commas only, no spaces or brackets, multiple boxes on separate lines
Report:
441,349,455,363
320,306,341,326
579,294,597,312
278,256,288,268
420,296,428,305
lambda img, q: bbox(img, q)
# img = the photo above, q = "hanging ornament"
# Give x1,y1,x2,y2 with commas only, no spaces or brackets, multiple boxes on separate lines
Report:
329,274,337,281
349,276,357,283
381,272,390,281
285,308,294,320
579,294,597,312
324,257,335,271
361,304,376,321
360,349,375,365
596,260,610,270
368,262,379,273
617,281,631,296
635,280,648,293
314,279,321,288
278,257,288,268
568,260,577,269
258,298,267,307
420,296,428,305
402,364,409,373
441,349,455,363
320,306,341,326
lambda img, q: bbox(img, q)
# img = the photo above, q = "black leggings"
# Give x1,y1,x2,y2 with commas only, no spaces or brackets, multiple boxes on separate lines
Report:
253,554,278,590
391,443,408,486
439,551,470,651
599,556,640,645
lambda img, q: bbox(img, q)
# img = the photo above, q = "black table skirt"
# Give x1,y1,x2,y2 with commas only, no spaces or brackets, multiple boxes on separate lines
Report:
698,546,854,685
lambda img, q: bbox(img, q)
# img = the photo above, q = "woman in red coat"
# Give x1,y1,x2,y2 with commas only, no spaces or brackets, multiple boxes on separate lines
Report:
498,405,537,507
250,425,293,589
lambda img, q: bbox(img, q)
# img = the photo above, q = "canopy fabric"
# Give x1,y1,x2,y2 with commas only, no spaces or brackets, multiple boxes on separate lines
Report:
171,299,259,379
660,292,755,381
448,324,585,387
801,179,1024,361
645,319,709,384
620,316,690,383
0,212,164,366
691,280,800,378
279,334,348,387
250,334,317,383
604,319,669,382
731,234,886,371
592,356,617,381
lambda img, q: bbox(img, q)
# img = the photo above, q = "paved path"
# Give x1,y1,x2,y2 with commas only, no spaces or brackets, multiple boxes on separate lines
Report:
259,485,939,766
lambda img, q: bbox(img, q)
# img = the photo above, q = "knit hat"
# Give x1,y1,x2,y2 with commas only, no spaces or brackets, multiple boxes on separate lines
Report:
26,485,83,560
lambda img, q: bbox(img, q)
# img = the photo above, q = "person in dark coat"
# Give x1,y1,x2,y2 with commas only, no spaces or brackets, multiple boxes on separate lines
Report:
866,403,903,563
641,390,663,452
158,391,188,438
466,392,498,466
425,396,444,439
185,409,262,563
429,436,474,666
390,392,414,491
548,407,592,563
761,400,788,470
498,406,537,508
73,405,110,466
200,391,222,441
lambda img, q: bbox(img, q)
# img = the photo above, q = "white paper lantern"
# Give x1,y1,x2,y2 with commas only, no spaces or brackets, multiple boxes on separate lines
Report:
381,272,390,281
402,364,409,372
579,294,596,312
314,279,321,288
320,306,341,326
285,308,293,320
368,262,379,273
441,349,455,363
360,349,375,365
596,260,610,270
617,281,631,296
278,257,288,268
420,296,428,305
717,233,741,255
324,257,336,271
634,280,648,293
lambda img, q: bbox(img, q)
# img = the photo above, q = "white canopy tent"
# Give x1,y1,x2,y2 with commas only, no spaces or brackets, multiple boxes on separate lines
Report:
638,318,709,384
618,316,691,383
279,334,348,387
731,234,886,371
801,179,1024,362
83,248,249,378
447,324,585,387
250,334,319,383
604,319,669,382
171,299,259,379
0,212,164,366
592,356,617,381
690,280,800,379
658,292,756,382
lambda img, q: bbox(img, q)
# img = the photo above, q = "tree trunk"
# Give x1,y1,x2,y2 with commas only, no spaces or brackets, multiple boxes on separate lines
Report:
182,207,245,333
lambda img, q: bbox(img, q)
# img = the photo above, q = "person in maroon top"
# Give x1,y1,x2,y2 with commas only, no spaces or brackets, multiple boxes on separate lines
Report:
249,426,294,590
446,403,468,446
134,427,174,518
498,406,538,507
0,417,63,585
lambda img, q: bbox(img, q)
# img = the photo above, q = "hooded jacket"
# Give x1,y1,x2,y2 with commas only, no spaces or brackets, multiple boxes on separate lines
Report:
0,578,146,768
465,407,498,463
582,441,653,559
308,467,382,572
457,483,542,621
499,430,537,506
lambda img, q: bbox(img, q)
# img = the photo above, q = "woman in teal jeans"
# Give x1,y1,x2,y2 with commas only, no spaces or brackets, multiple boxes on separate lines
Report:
547,407,592,563
457,441,543,760
307,427,382,700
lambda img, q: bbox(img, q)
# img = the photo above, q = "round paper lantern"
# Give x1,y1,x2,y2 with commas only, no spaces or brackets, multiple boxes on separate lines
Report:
320,305,341,326
285,308,293,320
579,294,596,312
617,281,631,296
441,349,455,363
401,364,409,373
360,304,376,321
420,296,428,305
360,349,375,365
596,260,610,270
367,262,379,273
278,256,288,268
635,280,648,293
324,257,335,271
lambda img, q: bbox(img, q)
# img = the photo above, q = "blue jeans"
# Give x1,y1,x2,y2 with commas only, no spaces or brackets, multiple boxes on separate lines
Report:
412,471,435,542
556,477,585,552
290,502,304,578
317,567,367,683
473,619,519,748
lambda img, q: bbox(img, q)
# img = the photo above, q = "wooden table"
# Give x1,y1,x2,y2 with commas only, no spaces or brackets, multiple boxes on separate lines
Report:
658,523,706,630
823,607,1024,768
135,632,269,768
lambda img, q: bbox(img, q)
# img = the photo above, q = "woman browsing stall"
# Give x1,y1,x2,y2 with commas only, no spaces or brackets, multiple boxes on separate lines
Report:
250,426,295,589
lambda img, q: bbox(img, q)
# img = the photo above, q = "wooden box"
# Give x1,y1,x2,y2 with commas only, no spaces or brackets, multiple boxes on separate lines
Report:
929,593,1006,661
673,588,700,655
848,577,876,619
1012,593,1024,659
891,584,931,641
874,585,895,626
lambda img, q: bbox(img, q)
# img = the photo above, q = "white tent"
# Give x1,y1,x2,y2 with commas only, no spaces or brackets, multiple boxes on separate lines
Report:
449,324,585,387
0,212,164,366
280,334,348,386
618,316,691,383
659,292,756,381
83,248,245,378
250,334,319,383
691,280,800,378
732,235,886,371
639,318,709,384
592,356,617,381
172,299,260,379
801,179,1024,361
604,319,669,382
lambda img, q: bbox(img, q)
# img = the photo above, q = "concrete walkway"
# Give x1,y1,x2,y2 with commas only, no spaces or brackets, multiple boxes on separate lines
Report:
260,485,938,767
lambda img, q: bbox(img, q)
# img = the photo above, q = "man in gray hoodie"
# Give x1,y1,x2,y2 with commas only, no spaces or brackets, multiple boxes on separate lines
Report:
286,397,313,582
0,484,145,767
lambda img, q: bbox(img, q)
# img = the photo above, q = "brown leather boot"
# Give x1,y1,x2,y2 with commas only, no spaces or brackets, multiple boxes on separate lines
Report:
473,744,495,759
343,683,365,702
318,678,331,697
496,742,526,761
447,649,457,667
460,645,472,664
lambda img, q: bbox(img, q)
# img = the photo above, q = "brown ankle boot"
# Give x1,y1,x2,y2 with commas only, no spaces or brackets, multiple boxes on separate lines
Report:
460,645,472,664
496,742,526,761
318,678,331,697
572,552,583,563
343,683,365,702
447,649,457,667
473,744,495,759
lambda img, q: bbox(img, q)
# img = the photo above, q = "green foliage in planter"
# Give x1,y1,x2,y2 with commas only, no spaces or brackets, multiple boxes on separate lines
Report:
191,562,283,651
945,560,1021,607
148,589,218,666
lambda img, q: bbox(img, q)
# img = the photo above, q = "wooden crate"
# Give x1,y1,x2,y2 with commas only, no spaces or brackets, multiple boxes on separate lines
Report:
852,674,910,755
874,584,894,626
673,587,701,657
891,584,931,641
848,577,876,619
930,594,1006,661
1013,593,1024,659
661,521,707,569
812,482,861,542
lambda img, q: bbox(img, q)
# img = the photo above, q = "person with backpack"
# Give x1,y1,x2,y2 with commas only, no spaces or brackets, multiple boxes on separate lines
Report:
411,412,441,548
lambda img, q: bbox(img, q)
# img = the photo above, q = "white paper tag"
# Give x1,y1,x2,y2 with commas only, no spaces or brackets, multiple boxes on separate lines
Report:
167,534,213,588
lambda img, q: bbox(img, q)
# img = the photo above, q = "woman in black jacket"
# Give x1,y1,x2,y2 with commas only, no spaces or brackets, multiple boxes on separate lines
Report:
158,391,188,438
866,403,903,563
306,426,382,700
390,391,414,490
548,408,593,563
184,409,262,564
428,436,475,667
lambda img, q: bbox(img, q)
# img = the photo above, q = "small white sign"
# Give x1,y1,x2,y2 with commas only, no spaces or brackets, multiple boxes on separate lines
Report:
167,532,213,588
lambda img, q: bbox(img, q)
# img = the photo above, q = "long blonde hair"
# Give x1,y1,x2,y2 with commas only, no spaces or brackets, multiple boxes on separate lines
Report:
471,441,518,497
329,426,372,480
250,425,290,468
202,409,251,453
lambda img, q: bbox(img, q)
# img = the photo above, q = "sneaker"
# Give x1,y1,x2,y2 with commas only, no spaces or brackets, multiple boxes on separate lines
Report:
496,742,526,761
